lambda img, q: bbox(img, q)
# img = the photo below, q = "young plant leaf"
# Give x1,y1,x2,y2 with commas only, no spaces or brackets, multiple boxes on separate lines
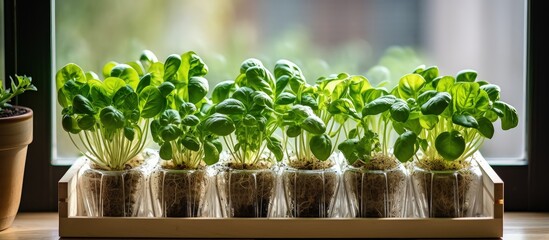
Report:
394,131,417,162
110,64,139,90
435,131,465,160
300,116,326,135
493,101,519,130
420,92,451,115
181,135,200,151
338,139,359,165
390,99,410,122
203,140,220,165
215,98,246,115
398,73,426,99
456,69,477,82
77,115,96,130
188,77,209,104
139,86,166,118
159,142,173,160
204,113,235,136
100,106,125,130
452,112,479,128
267,136,284,162
56,63,86,91
212,80,235,104
477,117,495,139
310,134,332,161
72,95,96,115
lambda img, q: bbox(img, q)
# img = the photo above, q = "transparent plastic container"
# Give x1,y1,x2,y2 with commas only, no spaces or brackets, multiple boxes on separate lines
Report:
216,167,277,218
78,166,146,217
282,161,340,218
76,150,158,217
149,168,208,217
410,159,483,218
343,163,408,218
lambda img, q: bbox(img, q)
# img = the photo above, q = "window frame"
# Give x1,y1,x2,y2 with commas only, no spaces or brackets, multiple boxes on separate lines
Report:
3,0,546,211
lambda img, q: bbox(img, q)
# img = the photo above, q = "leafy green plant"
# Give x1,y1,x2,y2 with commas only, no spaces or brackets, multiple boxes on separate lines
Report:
0,75,37,112
389,66,519,169
56,52,171,171
149,51,222,169
274,60,349,169
208,58,281,168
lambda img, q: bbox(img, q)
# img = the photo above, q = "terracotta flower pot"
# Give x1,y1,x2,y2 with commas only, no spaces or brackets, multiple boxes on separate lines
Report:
0,106,33,231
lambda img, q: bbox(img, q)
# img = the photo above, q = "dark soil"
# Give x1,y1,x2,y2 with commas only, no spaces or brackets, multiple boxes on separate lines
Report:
344,154,407,218
0,107,28,118
411,159,479,218
154,170,207,217
217,164,275,218
82,169,144,217
282,168,338,218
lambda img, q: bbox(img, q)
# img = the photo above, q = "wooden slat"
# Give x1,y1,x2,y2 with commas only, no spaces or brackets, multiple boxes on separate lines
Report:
60,217,501,238
57,157,86,218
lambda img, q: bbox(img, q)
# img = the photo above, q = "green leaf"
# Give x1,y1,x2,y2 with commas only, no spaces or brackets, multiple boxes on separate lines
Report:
310,134,332,161
363,95,396,116
338,139,359,165
477,117,494,139
204,113,235,136
245,66,274,95
160,142,173,160
253,91,274,108
300,94,318,110
164,54,182,83
329,98,358,118
182,51,209,79
77,115,95,130
100,106,125,130
161,125,182,141
160,109,181,125
56,63,86,91
267,136,284,162
124,126,135,141
348,128,358,139
126,61,145,76
240,58,264,74
275,76,290,97
232,87,255,108
188,77,209,104
215,99,246,115
286,125,301,137
300,116,326,135
242,114,257,127
419,66,439,83
435,131,465,160
139,49,158,70
150,119,162,143
149,62,164,86
421,92,451,115
452,113,479,128
103,77,126,97
393,131,417,162
212,80,235,104
158,82,175,97
275,92,296,105
398,73,426,99
493,101,519,130
102,61,118,78
456,69,477,82
203,140,220,165
181,135,200,151
180,102,197,115
182,115,200,126
113,85,138,111
110,64,140,90
419,115,439,130
480,84,500,102
390,99,410,122
62,115,81,134
362,88,387,104
139,86,165,118
72,95,95,115
435,76,455,92
136,74,151,94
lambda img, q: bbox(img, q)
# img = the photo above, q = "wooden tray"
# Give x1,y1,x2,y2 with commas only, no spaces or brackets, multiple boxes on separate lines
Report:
58,154,503,238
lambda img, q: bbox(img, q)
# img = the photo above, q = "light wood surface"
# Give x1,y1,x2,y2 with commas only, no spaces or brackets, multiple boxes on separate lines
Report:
0,212,547,239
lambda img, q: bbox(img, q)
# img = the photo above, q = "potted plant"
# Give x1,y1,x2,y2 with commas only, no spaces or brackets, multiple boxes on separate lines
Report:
208,58,281,217
55,51,169,217
0,75,36,231
332,73,409,218
390,66,519,217
274,60,343,218
148,51,222,217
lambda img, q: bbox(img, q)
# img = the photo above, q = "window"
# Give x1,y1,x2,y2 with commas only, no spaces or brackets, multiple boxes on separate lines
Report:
4,0,546,212
1,1,4,80
53,0,526,165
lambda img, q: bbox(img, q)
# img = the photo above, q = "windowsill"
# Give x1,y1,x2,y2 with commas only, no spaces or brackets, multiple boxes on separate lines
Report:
1,212,548,239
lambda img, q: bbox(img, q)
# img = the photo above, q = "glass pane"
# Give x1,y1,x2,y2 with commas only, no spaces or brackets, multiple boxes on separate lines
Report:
53,0,526,164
